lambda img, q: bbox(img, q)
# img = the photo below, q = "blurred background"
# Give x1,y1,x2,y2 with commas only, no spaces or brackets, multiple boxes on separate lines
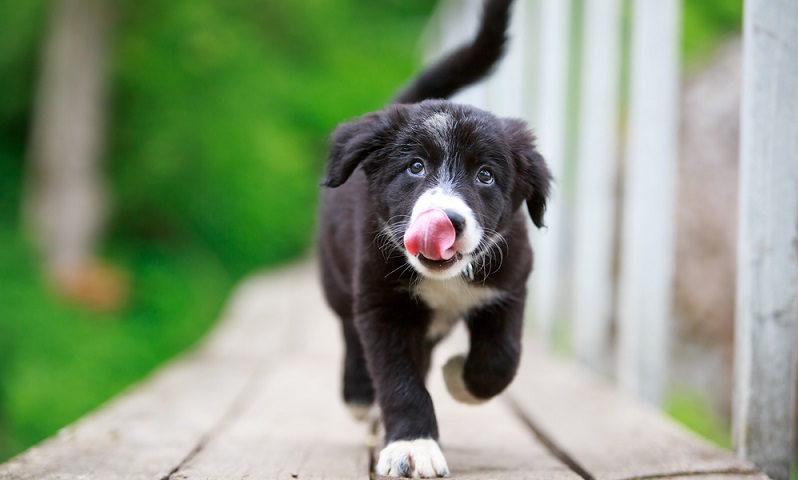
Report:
0,0,742,464
0,0,433,460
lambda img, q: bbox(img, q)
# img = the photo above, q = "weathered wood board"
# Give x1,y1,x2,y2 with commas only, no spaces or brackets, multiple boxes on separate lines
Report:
509,343,763,480
168,266,371,480
733,2,798,480
571,0,621,374
0,263,773,480
616,0,681,406
169,354,371,480
404,326,581,480
0,263,343,480
0,354,262,480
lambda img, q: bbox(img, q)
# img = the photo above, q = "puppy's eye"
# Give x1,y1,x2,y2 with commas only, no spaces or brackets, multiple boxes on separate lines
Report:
476,168,494,185
408,160,426,176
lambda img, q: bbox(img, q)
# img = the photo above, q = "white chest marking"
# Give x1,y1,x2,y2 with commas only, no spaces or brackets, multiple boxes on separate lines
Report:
415,278,501,339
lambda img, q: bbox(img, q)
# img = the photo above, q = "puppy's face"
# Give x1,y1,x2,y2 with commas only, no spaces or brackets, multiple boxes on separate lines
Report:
324,100,550,280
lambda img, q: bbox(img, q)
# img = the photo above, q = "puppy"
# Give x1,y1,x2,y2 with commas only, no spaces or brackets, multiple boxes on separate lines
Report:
318,0,551,477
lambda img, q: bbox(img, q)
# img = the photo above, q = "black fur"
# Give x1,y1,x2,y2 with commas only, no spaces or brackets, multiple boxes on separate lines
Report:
318,0,551,473
393,0,513,104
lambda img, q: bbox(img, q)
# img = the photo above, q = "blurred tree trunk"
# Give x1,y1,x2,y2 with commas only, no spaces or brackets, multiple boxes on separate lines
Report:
23,0,124,309
24,0,112,272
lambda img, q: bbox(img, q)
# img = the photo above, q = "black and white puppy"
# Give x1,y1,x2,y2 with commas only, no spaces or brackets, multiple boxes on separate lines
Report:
318,0,551,477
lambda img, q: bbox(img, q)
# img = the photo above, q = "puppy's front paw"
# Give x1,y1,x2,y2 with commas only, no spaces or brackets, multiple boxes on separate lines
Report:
442,354,486,405
376,438,449,478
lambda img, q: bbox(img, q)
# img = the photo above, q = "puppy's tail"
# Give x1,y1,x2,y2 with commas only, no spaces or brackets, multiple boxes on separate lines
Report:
393,0,513,104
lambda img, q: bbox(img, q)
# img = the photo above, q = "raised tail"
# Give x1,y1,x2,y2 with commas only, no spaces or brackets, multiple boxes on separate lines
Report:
393,0,514,104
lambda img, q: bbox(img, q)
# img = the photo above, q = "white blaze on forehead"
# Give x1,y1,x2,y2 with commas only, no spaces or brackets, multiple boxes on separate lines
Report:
423,112,454,152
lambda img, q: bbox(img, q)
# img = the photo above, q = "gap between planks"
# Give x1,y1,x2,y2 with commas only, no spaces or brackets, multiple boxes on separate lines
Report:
506,339,768,480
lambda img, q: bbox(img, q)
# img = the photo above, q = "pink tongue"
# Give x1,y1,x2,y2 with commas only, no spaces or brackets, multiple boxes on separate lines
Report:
404,209,457,261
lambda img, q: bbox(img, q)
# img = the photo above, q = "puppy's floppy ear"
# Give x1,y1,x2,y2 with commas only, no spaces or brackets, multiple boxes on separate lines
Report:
503,119,552,229
322,112,383,188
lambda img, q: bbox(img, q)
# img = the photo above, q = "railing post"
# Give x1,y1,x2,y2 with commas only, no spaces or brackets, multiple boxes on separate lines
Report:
571,0,622,373
530,0,572,347
732,1,798,479
616,0,682,405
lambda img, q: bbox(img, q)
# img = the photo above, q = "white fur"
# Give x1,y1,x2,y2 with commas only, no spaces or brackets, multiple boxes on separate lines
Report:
406,186,483,279
423,112,454,154
376,438,449,478
414,277,501,339
442,354,486,404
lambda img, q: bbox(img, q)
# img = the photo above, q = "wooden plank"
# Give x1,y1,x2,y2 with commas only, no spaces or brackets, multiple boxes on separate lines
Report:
667,476,770,480
0,264,312,480
571,0,622,373
529,0,572,347
616,0,681,405
0,260,776,480
509,343,762,480
169,269,370,480
0,355,264,480
733,2,798,480
169,356,370,480
380,326,581,480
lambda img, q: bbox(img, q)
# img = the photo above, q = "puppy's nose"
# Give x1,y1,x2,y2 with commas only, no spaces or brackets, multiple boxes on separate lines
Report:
445,211,466,237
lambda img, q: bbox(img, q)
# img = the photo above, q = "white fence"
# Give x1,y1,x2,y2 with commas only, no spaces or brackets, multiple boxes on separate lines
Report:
423,1,797,480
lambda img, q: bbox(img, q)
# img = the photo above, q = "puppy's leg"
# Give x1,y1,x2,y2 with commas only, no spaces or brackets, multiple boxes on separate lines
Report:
444,298,523,404
356,305,449,478
341,316,376,421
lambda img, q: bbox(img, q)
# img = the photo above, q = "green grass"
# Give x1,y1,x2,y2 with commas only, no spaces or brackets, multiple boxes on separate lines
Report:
682,0,744,70
666,389,732,449
668,390,798,480
0,228,232,458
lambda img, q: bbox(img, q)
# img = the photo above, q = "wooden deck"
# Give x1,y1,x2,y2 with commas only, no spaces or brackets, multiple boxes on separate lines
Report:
0,262,770,480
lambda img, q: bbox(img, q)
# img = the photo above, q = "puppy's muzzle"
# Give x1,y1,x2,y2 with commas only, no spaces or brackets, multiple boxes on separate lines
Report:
404,208,470,272
404,208,458,261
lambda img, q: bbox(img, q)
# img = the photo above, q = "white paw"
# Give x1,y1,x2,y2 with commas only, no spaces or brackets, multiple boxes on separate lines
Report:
376,438,449,478
442,354,486,405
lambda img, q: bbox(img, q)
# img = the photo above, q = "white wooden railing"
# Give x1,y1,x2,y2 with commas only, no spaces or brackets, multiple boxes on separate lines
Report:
423,1,797,480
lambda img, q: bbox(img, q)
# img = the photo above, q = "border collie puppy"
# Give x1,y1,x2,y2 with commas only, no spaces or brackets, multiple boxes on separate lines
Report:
318,0,551,477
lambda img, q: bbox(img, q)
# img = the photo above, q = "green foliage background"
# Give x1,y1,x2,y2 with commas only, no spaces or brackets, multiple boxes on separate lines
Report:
0,0,742,464
0,0,432,460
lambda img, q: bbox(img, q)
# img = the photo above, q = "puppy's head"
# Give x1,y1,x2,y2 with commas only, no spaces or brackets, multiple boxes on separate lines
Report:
324,100,551,279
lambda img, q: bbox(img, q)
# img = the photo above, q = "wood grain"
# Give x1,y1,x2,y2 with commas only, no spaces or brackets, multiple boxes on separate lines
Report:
400,326,582,480
170,354,370,480
0,263,322,480
0,355,263,480
0,263,775,480
616,0,682,406
571,0,622,374
170,270,371,480
528,0,572,346
509,342,762,480
732,2,798,480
